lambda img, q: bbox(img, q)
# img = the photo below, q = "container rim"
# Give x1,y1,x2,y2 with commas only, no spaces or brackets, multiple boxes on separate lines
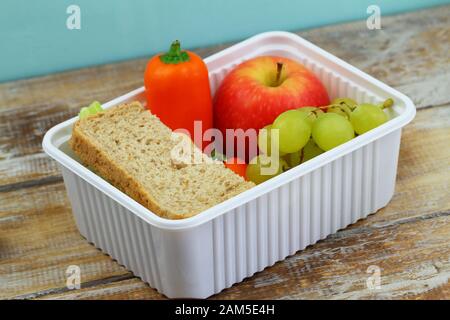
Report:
42,31,416,231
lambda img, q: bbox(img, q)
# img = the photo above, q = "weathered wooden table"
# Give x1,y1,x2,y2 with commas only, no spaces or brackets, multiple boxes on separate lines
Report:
0,5,449,300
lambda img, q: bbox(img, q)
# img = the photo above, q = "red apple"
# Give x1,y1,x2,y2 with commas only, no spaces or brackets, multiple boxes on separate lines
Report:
213,56,329,159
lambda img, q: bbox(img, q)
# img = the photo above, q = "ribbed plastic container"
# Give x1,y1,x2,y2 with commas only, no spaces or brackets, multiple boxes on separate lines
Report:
42,31,415,298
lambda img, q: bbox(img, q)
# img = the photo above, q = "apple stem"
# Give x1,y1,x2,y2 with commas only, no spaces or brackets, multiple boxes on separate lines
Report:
276,62,283,86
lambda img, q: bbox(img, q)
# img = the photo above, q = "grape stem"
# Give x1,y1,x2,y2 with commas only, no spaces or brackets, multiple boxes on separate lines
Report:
306,110,320,120
329,104,352,118
338,100,357,111
340,104,353,118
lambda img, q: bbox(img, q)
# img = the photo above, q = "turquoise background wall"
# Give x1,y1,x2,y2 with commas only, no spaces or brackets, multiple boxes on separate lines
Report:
1,0,448,83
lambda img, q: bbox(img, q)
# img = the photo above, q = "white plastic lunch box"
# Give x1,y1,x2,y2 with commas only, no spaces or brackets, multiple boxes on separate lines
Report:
43,31,415,298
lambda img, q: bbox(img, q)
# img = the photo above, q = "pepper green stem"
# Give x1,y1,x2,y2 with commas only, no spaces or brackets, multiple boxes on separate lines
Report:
169,40,181,56
160,40,190,64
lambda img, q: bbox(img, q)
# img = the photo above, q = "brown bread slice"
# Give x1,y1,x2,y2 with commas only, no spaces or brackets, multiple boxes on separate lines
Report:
69,101,254,219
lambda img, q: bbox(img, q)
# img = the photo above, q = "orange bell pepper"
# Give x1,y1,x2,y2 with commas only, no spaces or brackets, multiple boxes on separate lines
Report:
144,40,213,150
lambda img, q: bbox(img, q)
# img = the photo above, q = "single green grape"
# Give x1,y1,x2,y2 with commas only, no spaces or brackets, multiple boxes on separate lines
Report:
272,110,311,154
331,97,358,110
283,139,324,168
246,155,284,185
312,113,355,151
301,139,324,163
350,103,388,134
280,157,290,172
297,106,324,126
79,107,91,119
257,125,285,156
283,151,302,168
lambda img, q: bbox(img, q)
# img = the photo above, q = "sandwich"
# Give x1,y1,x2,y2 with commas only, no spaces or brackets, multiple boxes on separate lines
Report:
69,101,254,219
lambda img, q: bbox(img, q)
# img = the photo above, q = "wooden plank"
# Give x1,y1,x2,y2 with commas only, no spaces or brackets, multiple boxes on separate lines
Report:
0,182,133,299
0,5,449,190
0,153,61,191
37,279,162,300
1,104,448,299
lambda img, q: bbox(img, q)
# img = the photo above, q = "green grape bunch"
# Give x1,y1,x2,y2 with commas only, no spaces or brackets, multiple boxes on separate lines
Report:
246,98,394,185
